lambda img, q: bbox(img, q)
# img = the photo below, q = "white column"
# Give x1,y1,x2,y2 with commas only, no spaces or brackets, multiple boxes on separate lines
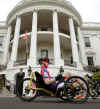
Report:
8,16,21,67
77,27,87,66
53,10,62,66
3,26,11,65
28,10,37,66
69,17,82,69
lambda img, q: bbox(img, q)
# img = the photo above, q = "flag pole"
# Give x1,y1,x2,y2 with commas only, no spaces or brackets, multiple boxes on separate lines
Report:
24,30,29,64
25,39,28,64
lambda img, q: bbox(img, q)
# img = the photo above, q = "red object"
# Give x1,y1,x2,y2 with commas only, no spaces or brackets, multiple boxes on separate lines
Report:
43,58,49,63
41,61,48,68
41,65,44,76
23,31,28,40
40,58,51,78
75,94,84,99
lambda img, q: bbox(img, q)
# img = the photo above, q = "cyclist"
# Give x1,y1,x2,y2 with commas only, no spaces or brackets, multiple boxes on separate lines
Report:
39,58,71,88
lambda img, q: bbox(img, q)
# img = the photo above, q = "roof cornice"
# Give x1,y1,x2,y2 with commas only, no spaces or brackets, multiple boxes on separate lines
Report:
7,0,82,25
81,22,100,31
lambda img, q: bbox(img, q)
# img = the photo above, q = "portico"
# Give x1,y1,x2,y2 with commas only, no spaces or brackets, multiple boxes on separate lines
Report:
3,0,84,71
6,11,82,69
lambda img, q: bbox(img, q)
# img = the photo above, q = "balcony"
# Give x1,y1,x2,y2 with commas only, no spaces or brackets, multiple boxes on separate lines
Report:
14,57,76,67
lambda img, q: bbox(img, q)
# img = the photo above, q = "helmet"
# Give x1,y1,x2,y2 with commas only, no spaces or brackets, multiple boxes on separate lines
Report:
39,57,49,68
43,57,49,63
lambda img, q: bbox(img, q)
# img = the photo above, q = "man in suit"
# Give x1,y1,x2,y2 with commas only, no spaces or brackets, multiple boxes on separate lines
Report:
15,68,25,96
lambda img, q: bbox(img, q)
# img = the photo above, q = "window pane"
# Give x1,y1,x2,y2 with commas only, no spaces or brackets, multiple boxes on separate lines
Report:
87,56,94,66
41,28,48,31
84,37,91,47
41,49,48,58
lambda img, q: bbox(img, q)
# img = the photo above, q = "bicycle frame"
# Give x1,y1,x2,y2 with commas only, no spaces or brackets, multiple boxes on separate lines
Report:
28,72,35,89
27,72,55,96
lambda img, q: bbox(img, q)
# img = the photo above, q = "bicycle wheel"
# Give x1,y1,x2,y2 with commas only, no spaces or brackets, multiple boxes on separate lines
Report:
89,88,98,98
89,83,98,99
17,78,37,102
58,88,68,101
64,76,89,103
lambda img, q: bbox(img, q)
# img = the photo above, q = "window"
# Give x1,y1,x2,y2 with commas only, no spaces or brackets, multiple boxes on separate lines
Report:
87,56,94,66
84,37,91,47
41,28,48,31
0,36,4,46
71,56,73,64
41,49,48,58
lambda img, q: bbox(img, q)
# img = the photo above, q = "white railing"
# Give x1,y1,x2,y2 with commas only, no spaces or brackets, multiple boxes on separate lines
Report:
63,58,76,67
14,59,27,66
14,57,76,67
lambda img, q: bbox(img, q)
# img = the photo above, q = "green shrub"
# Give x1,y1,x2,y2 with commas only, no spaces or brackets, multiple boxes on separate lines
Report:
92,71,100,81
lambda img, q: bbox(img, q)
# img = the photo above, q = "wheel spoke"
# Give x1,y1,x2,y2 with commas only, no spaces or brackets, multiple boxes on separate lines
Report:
64,76,88,103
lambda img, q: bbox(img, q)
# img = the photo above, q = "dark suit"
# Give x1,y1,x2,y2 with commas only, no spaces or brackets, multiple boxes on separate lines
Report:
15,72,25,96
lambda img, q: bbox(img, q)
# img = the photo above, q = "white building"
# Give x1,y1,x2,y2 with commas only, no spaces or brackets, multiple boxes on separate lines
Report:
0,0,100,82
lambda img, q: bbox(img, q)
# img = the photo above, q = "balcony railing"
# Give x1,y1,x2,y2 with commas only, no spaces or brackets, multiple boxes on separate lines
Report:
63,58,76,67
14,58,76,67
14,59,27,66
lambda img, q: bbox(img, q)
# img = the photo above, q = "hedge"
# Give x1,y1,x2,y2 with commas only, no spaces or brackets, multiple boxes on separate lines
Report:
92,71,100,81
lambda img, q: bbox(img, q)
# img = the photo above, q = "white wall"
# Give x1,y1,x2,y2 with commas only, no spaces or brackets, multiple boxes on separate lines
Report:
0,28,7,65
91,36,100,66
82,30,100,66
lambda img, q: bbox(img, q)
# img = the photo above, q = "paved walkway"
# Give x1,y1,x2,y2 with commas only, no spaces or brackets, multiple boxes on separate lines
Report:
0,97,100,109
0,87,100,99
0,87,15,97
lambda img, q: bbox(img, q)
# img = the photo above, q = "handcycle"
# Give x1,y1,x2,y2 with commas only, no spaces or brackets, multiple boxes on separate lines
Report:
17,66,89,103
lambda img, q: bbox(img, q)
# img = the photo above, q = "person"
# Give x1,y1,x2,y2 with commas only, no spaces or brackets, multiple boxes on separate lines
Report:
5,79,11,92
14,68,25,96
40,58,71,88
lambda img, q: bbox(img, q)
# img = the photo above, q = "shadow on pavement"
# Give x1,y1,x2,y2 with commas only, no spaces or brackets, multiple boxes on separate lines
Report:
15,96,100,104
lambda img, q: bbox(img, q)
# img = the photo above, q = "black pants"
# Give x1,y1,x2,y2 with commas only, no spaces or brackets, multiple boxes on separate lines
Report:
16,80,23,96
